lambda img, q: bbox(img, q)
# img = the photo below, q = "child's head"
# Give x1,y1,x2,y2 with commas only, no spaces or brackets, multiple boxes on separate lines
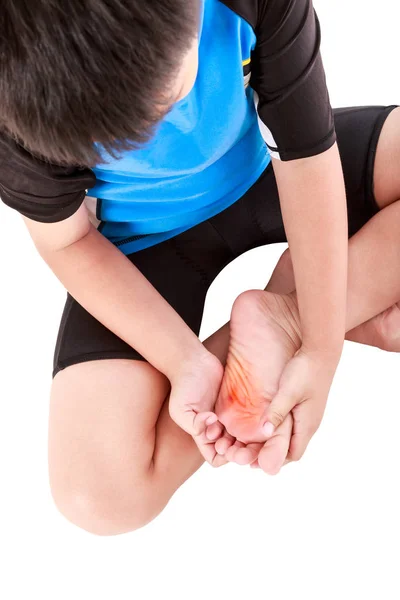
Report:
0,0,200,167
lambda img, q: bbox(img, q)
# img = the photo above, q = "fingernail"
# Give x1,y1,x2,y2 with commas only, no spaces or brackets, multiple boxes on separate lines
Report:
206,415,218,426
262,422,275,437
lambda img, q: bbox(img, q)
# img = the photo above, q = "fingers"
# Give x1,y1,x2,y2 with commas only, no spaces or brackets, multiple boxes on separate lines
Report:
259,354,310,436
184,411,229,467
209,452,230,468
257,413,293,475
193,428,229,467
287,403,323,462
192,411,219,437
288,430,314,462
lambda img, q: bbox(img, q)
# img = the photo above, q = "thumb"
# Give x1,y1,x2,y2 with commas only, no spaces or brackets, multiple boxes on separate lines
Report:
260,355,307,436
260,389,296,436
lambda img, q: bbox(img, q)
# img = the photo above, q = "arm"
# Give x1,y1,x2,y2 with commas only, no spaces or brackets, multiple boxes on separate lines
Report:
0,129,225,466
272,147,347,357
0,132,209,378
251,0,347,358
30,209,209,380
238,0,349,461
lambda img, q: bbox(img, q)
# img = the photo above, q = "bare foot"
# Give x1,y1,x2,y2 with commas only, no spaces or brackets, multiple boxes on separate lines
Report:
214,290,301,445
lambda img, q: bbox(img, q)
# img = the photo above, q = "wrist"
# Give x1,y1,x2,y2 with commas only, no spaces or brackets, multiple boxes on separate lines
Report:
167,342,222,385
298,342,343,372
287,290,345,362
301,333,344,362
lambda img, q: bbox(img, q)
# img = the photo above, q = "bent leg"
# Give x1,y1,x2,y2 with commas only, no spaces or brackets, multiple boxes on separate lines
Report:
49,316,242,538
48,217,237,536
49,358,204,536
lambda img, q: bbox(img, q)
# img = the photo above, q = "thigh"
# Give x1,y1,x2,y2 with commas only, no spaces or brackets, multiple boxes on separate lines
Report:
333,104,399,235
49,358,204,529
371,106,400,209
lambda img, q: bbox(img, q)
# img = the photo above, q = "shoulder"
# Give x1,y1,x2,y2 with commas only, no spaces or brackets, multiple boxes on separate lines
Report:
217,0,266,30
0,131,96,223
217,0,301,38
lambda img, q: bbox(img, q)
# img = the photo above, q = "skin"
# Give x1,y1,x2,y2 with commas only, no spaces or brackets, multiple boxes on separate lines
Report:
168,28,349,458
170,36,398,470
45,35,400,534
208,108,400,471
171,38,199,104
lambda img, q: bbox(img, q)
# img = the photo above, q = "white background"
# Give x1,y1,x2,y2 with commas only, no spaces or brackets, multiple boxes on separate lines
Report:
1,1,399,598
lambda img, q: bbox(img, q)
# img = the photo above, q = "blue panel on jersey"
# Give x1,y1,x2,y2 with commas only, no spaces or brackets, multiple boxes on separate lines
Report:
89,0,271,254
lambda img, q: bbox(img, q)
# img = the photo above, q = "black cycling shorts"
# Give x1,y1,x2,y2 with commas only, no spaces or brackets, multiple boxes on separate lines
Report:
52,105,398,379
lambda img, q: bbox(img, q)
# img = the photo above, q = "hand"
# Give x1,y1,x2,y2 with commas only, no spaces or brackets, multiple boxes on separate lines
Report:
259,347,340,462
168,351,232,467
215,407,294,475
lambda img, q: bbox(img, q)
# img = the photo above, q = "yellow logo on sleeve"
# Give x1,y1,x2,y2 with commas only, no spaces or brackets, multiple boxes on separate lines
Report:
242,58,251,88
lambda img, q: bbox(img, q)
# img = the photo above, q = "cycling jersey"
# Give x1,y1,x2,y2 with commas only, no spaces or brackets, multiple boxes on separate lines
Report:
0,0,336,255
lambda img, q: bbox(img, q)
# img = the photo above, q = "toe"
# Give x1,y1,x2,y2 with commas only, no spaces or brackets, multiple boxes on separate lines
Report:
225,441,245,463
225,441,261,465
232,448,254,465
233,444,262,465
215,433,236,455
205,422,224,441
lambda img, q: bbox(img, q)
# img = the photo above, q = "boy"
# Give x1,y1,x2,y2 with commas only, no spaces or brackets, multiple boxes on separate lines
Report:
0,0,399,535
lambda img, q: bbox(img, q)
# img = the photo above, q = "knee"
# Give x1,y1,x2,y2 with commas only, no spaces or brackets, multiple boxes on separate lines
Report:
50,479,165,536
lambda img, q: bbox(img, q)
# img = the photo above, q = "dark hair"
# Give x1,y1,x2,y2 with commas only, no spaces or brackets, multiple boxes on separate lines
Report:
0,0,199,167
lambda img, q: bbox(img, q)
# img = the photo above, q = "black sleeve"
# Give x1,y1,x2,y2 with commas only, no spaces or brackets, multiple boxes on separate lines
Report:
251,0,336,161
0,133,97,223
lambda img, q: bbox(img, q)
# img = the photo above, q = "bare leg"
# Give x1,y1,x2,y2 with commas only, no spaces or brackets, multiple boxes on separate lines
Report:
49,310,258,537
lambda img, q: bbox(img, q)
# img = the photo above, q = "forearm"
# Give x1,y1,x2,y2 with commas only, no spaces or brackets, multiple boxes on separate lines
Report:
38,226,209,379
272,144,348,356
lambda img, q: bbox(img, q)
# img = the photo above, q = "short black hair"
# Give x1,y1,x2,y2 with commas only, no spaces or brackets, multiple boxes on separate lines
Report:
0,0,199,167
